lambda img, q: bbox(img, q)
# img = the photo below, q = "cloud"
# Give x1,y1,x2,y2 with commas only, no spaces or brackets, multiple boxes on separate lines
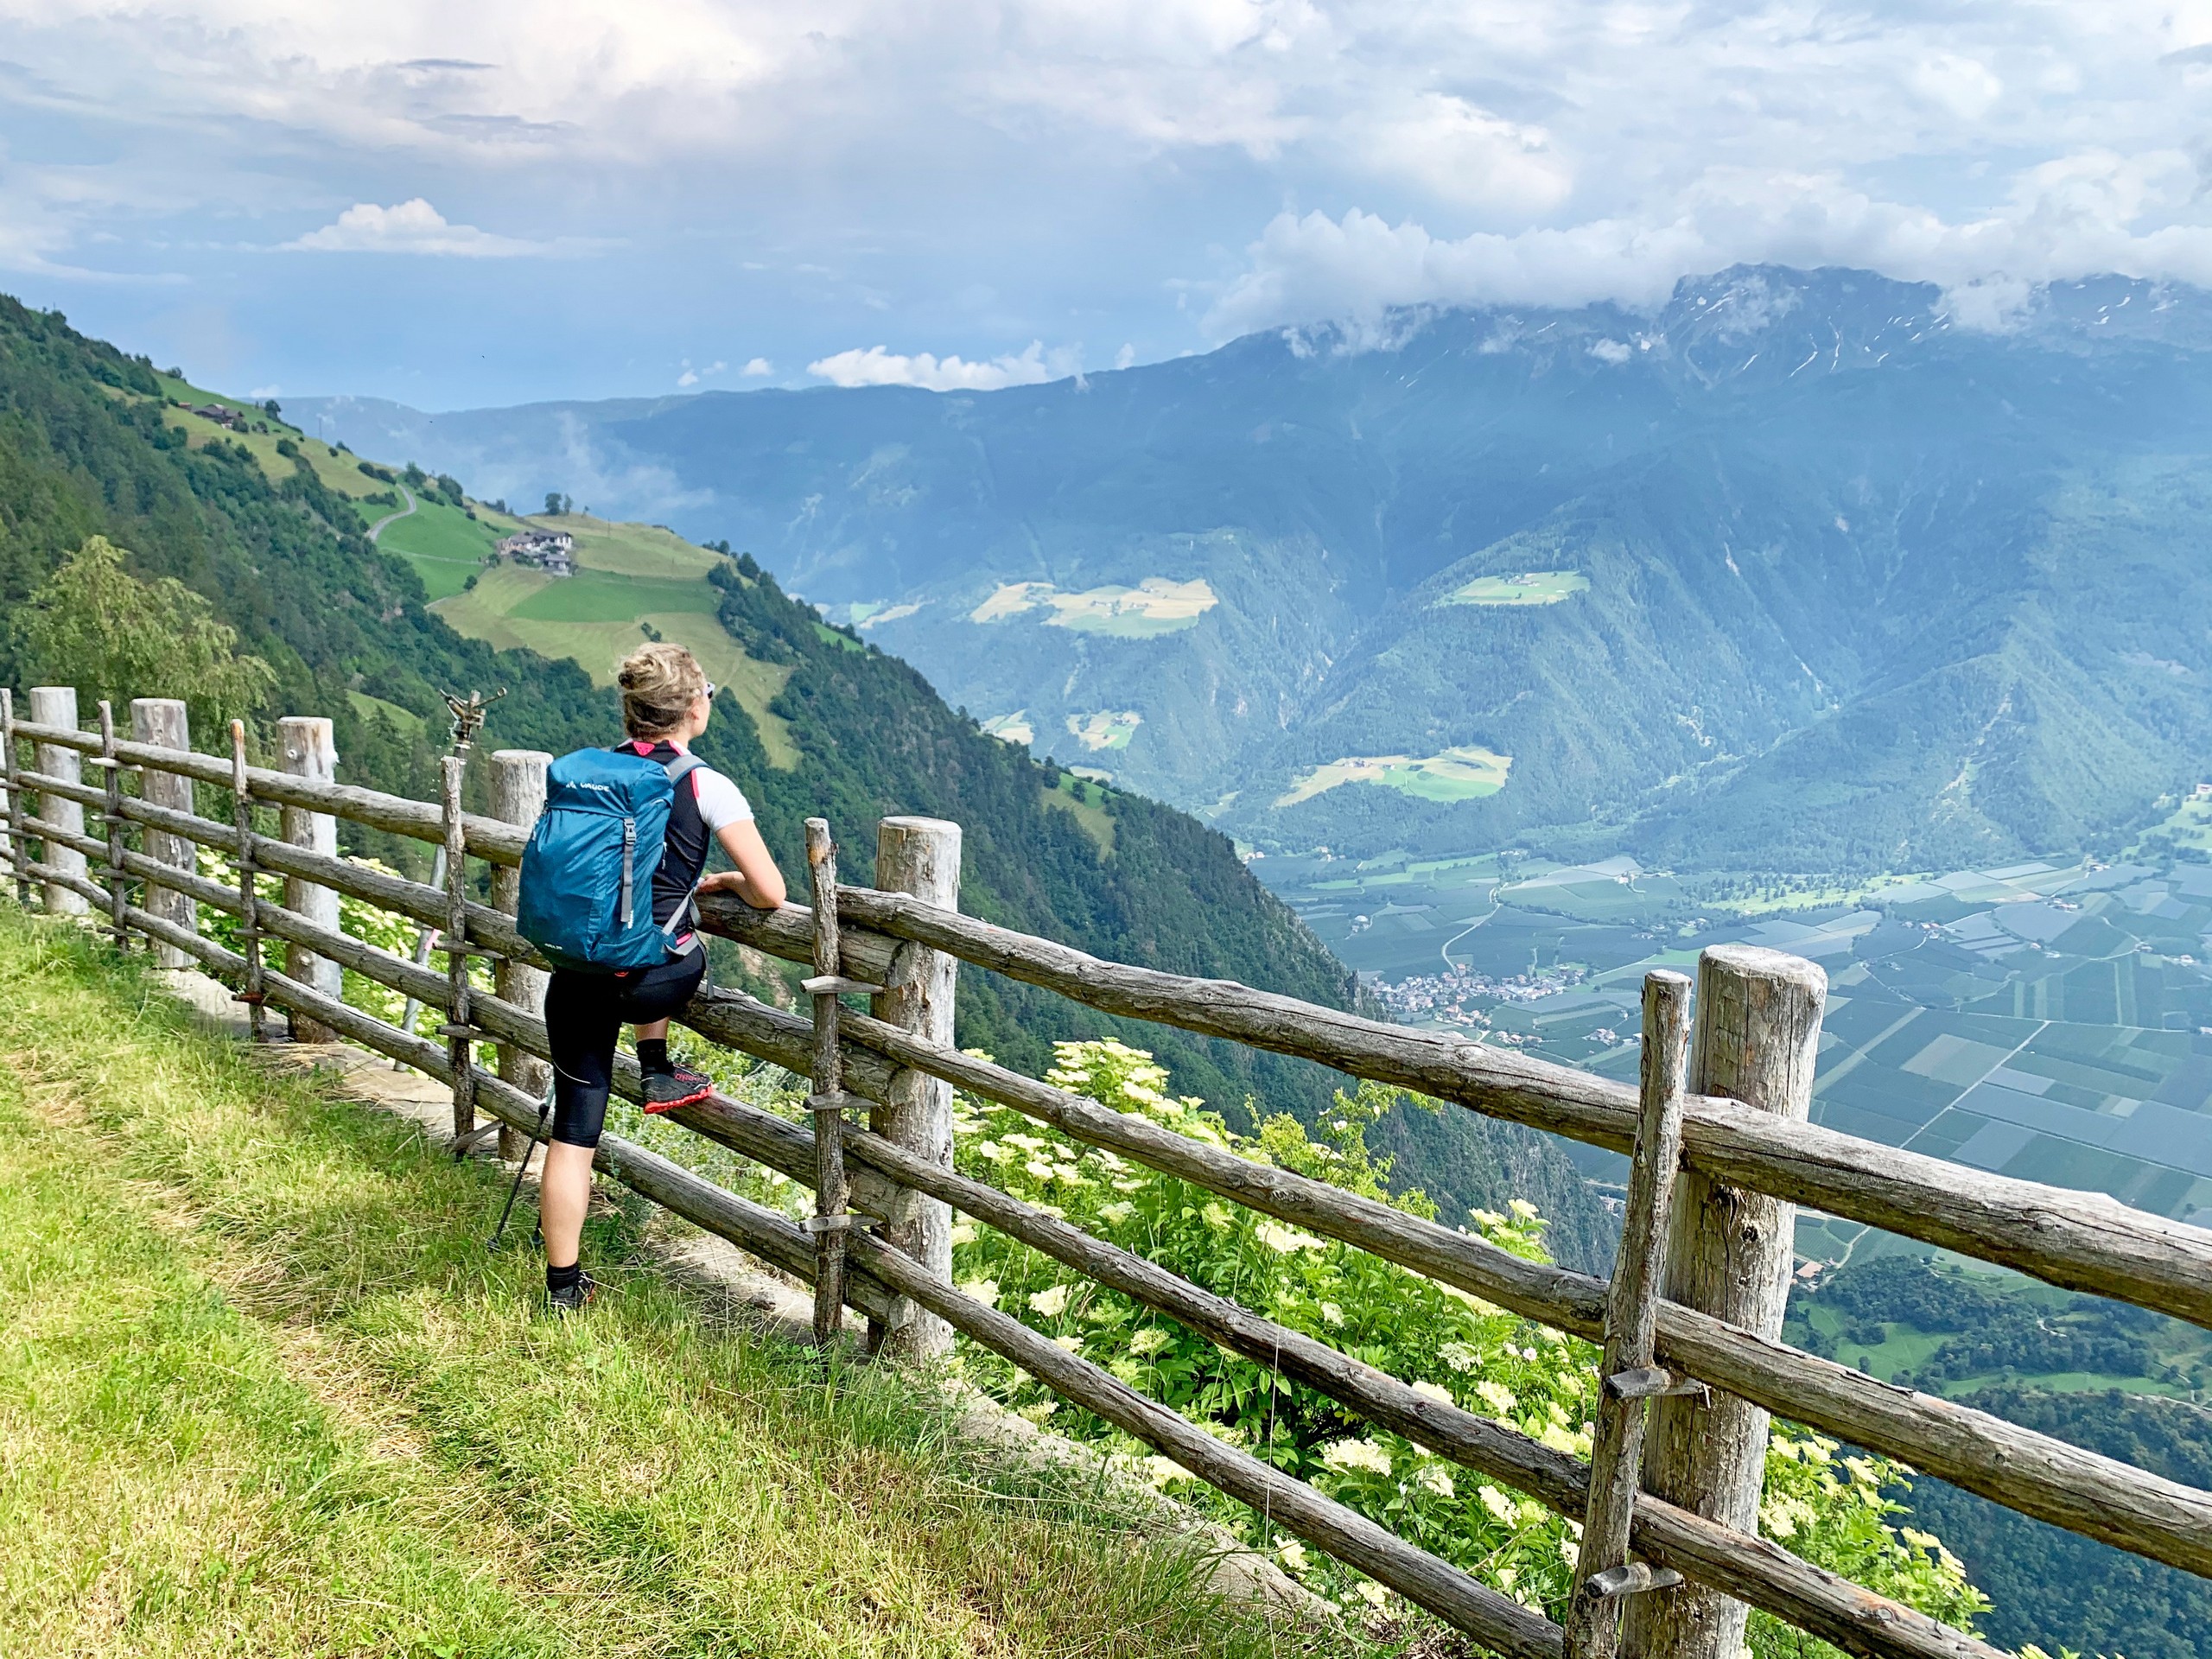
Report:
806,340,1059,391
283,198,542,256
1207,149,2212,340
741,357,773,376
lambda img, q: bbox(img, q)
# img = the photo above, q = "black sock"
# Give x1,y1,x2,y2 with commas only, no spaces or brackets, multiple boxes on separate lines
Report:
638,1038,671,1075
547,1261,582,1293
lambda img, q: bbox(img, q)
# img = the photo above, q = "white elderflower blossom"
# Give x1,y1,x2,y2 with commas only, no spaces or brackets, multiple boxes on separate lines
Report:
957,1277,1001,1308
1052,1334,1084,1353
1319,1439,1394,1476
1414,1463,1456,1497
1097,1201,1135,1224
1559,1537,1580,1568
1256,1220,1323,1254
1128,1326,1171,1356
1763,1496,1815,1540
1440,1341,1480,1372
1411,1380,1454,1405
1356,1580,1389,1609
1024,1159,1056,1181
1319,1301,1344,1326
950,1222,977,1245
1476,1380,1518,1414
1277,1537,1308,1572
1029,1284,1071,1317
1508,1197,1540,1220
1201,1202,1233,1230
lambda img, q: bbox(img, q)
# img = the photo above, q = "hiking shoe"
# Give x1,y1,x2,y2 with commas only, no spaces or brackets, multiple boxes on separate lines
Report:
546,1271,596,1316
643,1065,714,1115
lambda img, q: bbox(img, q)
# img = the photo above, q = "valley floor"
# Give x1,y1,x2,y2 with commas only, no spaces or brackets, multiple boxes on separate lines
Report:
0,912,1338,1659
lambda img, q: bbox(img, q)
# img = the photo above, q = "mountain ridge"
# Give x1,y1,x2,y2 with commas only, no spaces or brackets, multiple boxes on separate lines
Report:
297,264,2212,874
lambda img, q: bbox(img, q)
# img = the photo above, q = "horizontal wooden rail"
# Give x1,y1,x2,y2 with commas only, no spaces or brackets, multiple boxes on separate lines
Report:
10,709,2212,1657
816,887,2212,1334
834,1118,2000,1659
13,717,531,865
717,987,2212,1584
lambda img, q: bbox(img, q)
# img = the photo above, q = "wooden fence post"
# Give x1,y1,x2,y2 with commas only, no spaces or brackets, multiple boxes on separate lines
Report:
29,687,86,915
3,689,28,908
130,699,197,968
1567,969,1692,1658
230,721,266,1042
487,749,550,1160
870,816,963,1363
441,755,475,1141
276,716,342,1040
98,701,127,946
806,817,853,1346
1621,944,1825,1659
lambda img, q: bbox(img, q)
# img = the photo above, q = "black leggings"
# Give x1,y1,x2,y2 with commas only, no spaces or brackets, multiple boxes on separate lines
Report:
544,951,707,1147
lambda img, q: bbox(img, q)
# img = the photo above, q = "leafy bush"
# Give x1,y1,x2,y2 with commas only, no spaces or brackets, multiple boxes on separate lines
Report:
942,1039,1990,1649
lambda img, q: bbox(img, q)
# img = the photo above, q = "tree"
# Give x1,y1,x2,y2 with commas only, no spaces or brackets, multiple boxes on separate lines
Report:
11,536,276,734
543,491,564,517
261,398,282,419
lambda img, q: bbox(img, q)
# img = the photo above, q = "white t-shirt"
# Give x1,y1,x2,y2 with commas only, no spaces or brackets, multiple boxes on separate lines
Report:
688,766,754,834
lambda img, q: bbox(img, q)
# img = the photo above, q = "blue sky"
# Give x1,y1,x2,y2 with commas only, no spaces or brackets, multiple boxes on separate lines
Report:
8,2,2212,409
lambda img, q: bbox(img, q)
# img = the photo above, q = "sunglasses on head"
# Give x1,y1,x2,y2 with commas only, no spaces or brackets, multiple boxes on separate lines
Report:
702,681,718,701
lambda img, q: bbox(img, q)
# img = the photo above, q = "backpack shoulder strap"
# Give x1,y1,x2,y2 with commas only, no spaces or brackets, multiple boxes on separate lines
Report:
657,753,712,950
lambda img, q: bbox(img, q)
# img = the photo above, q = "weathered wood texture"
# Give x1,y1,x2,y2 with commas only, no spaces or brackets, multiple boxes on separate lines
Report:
1570,970,1692,1659
227,721,266,1039
868,816,960,1362
98,702,127,945
28,690,86,915
11,716,531,864
440,756,474,1138
824,884,2212,1334
486,751,550,1160
276,716,342,1038
1,691,26,908
805,817,850,1347
1625,946,1825,1659
130,700,197,966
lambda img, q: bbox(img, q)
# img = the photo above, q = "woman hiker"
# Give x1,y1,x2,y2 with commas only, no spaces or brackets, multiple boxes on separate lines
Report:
540,642,788,1313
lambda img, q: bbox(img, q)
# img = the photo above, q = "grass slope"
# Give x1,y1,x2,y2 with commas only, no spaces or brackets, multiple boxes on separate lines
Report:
430,517,800,768
0,912,1343,1659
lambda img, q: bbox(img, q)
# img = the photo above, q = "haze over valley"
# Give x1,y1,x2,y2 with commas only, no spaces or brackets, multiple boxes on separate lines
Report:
300,263,2212,877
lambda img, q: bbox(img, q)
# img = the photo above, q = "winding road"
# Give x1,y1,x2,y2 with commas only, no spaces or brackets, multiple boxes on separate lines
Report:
365,484,417,543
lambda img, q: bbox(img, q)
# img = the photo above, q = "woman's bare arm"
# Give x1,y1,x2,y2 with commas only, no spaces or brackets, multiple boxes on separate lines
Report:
700,819,788,909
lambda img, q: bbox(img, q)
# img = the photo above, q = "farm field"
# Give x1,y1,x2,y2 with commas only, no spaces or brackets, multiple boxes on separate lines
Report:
1440,570,1591,607
982,711,1035,745
1274,746,1512,808
0,913,1313,1659
1067,709,1141,751
970,577,1218,636
1259,847,2212,1260
430,521,800,768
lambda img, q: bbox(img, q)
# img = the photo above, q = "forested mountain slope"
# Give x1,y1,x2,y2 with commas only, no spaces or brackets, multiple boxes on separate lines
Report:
0,296,1614,1269
303,266,2212,874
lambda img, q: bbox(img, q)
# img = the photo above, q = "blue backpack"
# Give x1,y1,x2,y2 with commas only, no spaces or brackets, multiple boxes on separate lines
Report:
518,747,705,972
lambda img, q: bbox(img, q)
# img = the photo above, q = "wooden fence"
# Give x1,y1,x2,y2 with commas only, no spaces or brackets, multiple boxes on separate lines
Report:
4,684,2209,1659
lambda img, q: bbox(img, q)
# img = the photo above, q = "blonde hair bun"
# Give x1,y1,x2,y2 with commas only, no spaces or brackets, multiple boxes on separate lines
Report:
617,642,707,738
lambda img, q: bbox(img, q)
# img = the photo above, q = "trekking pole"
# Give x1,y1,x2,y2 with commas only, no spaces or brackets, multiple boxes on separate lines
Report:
488,1076,556,1250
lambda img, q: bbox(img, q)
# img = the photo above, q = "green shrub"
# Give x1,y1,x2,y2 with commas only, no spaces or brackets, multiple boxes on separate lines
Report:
943,1039,1991,1649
